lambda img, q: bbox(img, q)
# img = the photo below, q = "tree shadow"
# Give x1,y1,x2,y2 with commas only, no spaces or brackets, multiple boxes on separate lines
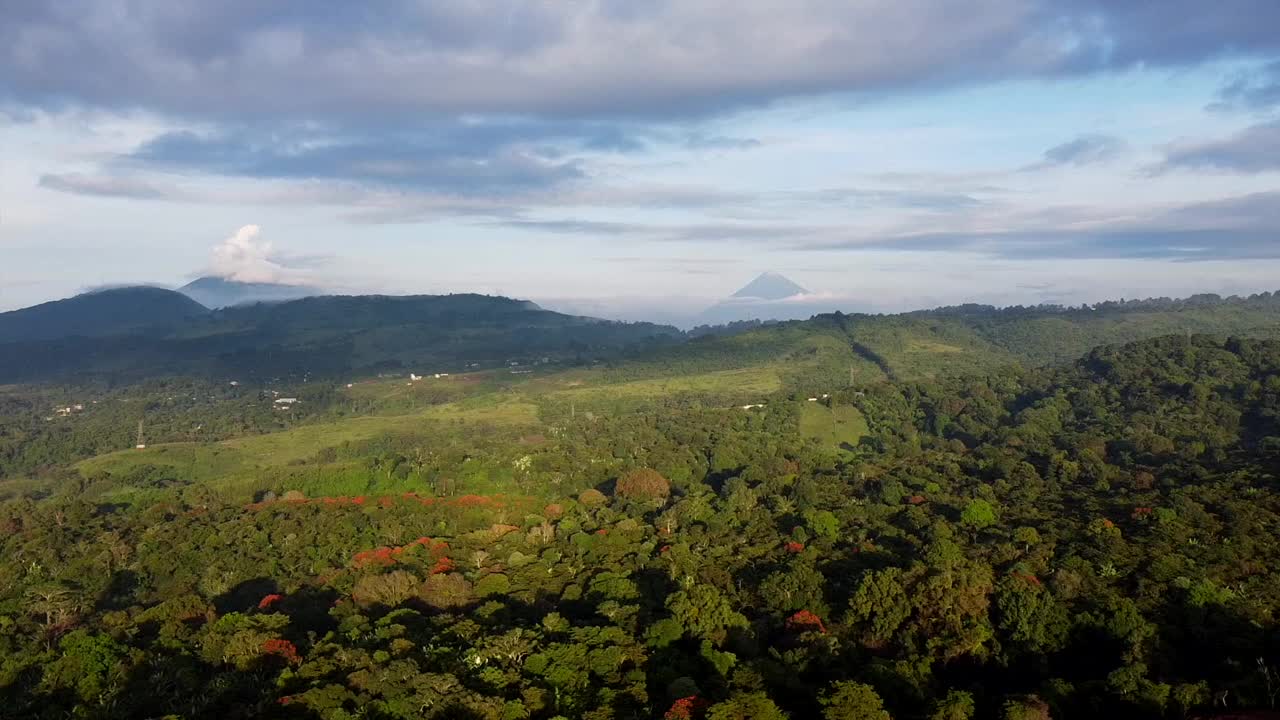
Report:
214,577,282,615
96,569,141,611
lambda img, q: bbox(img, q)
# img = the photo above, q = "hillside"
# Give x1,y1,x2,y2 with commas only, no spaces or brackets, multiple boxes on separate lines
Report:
0,286,208,343
3,288,1278,388
630,291,1280,387
0,293,683,382
28,290,1280,501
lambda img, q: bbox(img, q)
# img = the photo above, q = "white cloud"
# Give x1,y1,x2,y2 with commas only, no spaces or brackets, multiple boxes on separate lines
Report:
208,224,302,284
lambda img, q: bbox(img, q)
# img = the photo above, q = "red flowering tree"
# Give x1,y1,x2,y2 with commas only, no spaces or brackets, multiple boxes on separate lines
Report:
262,638,301,665
665,695,710,719
352,547,397,569
786,610,827,634
785,541,805,554
257,594,284,610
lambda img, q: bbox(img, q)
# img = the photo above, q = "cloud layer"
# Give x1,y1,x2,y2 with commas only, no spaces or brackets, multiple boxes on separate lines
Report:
6,1,1280,311
6,1,1280,119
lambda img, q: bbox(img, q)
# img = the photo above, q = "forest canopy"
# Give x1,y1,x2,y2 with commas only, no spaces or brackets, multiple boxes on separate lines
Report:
1,300,1279,719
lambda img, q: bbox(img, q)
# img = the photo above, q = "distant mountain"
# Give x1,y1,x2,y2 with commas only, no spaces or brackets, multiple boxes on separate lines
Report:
732,272,808,300
0,292,683,382
178,276,321,308
695,272,826,323
0,286,208,344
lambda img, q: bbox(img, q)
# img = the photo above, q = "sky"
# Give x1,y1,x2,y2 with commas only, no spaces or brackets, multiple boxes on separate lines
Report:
2,1,1279,322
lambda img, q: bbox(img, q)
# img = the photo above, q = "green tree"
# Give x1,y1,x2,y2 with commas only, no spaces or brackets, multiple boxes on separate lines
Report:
849,568,911,645
667,584,748,644
804,509,841,540
706,691,788,720
819,681,891,720
41,630,129,703
960,499,998,530
1001,695,1051,720
931,690,976,720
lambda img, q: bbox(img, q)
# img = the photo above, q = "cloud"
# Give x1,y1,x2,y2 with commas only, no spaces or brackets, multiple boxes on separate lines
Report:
1156,121,1280,173
1213,60,1280,111
496,219,650,235
792,191,1280,261
99,118,762,201
122,125,589,195
38,172,174,199
4,1,1279,121
208,224,314,284
1023,134,1126,170
12,1,1275,239
783,188,983,211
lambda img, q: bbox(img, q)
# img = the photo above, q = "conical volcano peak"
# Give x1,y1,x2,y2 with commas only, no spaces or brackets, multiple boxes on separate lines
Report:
731,272,808,300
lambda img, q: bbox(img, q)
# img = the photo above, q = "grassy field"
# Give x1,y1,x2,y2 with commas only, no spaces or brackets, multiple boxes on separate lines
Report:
851,321,1017,379
69,330,862,501
798,402,869,450
550,366,782,403
78,400,539,493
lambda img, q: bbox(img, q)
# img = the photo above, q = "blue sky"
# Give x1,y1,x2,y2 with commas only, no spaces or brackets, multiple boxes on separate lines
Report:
2,1,1279,320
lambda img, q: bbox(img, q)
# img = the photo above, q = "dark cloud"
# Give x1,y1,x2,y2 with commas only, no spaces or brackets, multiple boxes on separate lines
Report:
1052,1,1280,68
1024,134,1126,170
10,1,1278,212
1157,121,1280,173
3,1,1279,121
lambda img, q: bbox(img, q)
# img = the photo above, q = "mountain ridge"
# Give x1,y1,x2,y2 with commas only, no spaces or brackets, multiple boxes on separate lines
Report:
0,286,208,344
0,291,684,382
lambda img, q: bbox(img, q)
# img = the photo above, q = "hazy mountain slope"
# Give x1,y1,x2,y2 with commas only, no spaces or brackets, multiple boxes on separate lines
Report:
0,287,208,343
731,272,808,300
695,271,820,324
178,276,321,308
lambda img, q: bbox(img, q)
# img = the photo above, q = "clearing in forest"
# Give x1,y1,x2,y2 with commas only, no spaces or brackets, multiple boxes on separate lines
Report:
798,402,868,450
